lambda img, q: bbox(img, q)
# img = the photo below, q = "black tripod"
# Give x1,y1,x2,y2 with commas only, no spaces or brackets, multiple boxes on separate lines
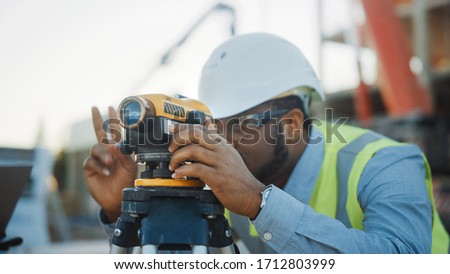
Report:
109,185,238,254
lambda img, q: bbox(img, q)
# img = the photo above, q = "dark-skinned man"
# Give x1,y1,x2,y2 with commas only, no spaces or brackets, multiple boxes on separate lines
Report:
83,33,449,253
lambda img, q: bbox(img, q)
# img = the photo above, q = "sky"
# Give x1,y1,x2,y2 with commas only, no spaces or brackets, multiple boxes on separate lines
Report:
0,0,371,151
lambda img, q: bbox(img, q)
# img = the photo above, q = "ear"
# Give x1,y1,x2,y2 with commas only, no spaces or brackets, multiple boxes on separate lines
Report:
280,109,304,144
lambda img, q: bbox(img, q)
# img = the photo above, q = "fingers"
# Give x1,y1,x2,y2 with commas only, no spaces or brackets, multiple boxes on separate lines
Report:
83,143,115,177
92,106,108,144
83,156,110,177
203,118,218,133
92,106,122,145
107,143,126,159
90,144,114,168
108,106,122,143
169,144,216,171
84,144,135,178
107,144,138,174
168,124,226,153
171,163,214,182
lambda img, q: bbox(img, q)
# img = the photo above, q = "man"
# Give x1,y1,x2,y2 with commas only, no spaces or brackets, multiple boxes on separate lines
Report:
83,33,449,253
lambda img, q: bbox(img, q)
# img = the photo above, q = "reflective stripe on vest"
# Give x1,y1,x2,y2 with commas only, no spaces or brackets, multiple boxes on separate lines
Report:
336,131,384,228
422,156,450,254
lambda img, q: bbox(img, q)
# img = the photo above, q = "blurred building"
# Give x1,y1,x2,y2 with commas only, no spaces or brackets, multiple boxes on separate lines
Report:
318,0,450,231
56,118,98,217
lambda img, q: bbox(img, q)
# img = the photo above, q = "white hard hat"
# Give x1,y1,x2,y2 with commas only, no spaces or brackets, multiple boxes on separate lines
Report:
199,32,324,119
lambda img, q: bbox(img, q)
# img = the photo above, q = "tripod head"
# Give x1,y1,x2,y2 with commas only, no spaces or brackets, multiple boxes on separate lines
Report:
118,94,212,188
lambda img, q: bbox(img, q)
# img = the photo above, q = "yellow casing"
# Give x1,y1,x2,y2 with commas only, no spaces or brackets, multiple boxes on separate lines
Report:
119,94,212,129
135,178,205,188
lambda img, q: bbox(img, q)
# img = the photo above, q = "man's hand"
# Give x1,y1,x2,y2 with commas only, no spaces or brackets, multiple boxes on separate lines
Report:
83,106,137,222
168,124,266,219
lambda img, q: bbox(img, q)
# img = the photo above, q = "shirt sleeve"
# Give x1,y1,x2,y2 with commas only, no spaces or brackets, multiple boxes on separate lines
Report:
252,144,432,253
98,209,116,241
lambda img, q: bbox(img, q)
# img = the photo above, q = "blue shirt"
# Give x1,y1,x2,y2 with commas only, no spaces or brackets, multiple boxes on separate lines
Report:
252,127,432,253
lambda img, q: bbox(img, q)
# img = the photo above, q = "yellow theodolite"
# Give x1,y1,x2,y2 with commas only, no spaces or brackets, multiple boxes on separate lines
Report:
110,94,237,254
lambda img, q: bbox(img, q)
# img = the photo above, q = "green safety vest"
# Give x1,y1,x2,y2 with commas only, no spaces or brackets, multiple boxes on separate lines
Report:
226,122,449,253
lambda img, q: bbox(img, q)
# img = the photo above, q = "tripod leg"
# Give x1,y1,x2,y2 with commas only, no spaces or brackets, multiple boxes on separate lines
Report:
207,214,238,253
110,212,141,254
110,245,127,254
218,244,238,254
192,245,208,254
142,245,158,254
131,246,142,254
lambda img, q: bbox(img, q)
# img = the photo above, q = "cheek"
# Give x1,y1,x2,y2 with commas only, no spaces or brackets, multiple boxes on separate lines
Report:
234,141,273,175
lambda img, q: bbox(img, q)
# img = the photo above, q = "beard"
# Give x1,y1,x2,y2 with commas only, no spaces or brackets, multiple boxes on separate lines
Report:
254,124,288,185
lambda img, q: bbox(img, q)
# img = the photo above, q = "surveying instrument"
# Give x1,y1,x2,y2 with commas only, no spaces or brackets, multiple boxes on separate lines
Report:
109,94,237,254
